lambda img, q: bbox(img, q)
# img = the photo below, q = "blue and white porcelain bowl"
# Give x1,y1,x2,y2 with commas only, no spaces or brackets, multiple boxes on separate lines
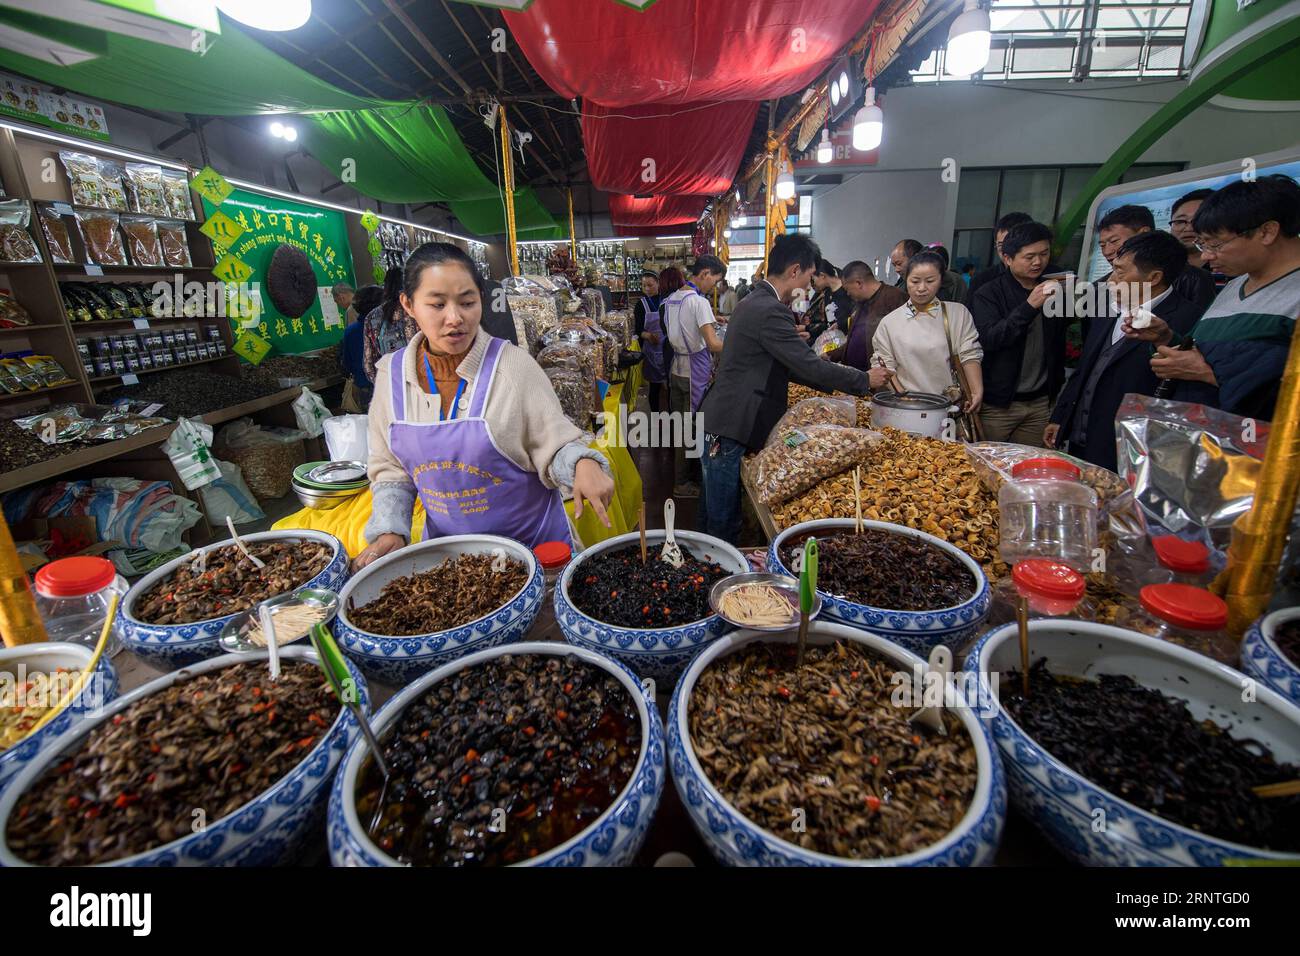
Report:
333,535,543,685
118,530,348,668
1241,607,1300,707
768,519,990,657
0,646,367,866
669,621,1006,866
0,643,119,796
967,620,1300,866
327,641,664,866
555,529,749,684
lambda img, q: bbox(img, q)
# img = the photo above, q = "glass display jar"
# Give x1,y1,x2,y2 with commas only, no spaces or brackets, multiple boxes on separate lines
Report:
1137,583,1236,665
998,457,1098,571
533,540,572,600
33,556,127,653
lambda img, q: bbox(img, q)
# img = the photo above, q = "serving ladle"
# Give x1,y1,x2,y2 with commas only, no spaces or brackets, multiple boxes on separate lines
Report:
661,498,684,569
909,645,953,736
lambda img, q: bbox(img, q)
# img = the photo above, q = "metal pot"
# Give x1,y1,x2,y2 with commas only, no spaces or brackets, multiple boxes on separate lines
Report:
870,391,955,439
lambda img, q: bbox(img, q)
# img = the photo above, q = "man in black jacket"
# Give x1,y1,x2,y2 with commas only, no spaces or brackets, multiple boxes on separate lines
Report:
971,221,1068,445
1045,231,1205,472
699,235,873,544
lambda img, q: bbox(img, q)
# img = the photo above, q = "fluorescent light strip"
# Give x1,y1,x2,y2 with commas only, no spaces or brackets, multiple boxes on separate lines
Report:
0,121,488,246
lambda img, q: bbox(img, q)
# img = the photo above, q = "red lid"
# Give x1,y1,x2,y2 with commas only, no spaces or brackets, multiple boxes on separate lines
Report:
533,541,572,569
1151,536,1210,574
34,556,116,597
1012,559,1085,602
1011,457,1081,481
1140,584,1227,630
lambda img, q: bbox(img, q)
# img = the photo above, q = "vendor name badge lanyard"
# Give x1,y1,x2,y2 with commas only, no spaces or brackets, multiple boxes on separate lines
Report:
424,354,468,421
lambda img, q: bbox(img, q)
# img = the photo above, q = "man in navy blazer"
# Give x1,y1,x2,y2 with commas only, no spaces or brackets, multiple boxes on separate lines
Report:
1045,231,1207,472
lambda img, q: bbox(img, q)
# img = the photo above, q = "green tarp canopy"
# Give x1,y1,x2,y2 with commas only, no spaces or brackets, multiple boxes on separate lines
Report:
0,8,558,237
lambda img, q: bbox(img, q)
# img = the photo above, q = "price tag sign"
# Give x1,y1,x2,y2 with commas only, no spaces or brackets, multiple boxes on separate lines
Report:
200,209,246,247
133,318,150,330
85,264,103,276
213,253,253,285
360,210,380,233
232,330,272,365
121,373,139,385
191,165,233,207
52,202,73,217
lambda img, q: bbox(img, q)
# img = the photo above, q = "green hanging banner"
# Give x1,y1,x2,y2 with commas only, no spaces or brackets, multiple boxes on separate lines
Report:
202,188,356,356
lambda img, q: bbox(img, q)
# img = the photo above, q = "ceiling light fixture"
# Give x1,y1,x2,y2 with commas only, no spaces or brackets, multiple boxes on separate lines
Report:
816,128,833,164
775,164,796,201
946,0,992,77
217,0,312,32
852,87,883,152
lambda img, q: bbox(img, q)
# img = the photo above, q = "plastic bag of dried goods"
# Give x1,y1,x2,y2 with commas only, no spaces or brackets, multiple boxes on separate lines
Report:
324,414,369,462
215,418,301,501
162,417,220,490
764,397,857,447
748,424,884,507
198,459,266,526
812,327,847,356
292,386,332,437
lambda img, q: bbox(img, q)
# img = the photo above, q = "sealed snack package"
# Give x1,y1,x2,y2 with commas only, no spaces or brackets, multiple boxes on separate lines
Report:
1,356,44,391
121,215,163,266
160,169,195,220
0,200,40,262
38,205,75,263
97,159,129,212
59,151,105,208
156,219,191,266
0,291,31,328
124,162,169,216
747,424,884,507
74,209,127,265
22,354,74,387
765,396,857,446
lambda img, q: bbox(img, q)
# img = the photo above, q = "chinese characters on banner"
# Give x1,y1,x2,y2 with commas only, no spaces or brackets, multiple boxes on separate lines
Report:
202,187,357,355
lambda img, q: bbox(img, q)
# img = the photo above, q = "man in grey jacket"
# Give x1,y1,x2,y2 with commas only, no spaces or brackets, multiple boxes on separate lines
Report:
698,234,873,544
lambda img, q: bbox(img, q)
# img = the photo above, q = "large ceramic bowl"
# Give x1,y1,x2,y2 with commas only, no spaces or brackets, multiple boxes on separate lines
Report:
0,646,367,866
118,530,349,668
333,535,543,685
327,641,664,866
1242,607,1300,707
768,519,990,657
967,620,1300,866
555,529,749,684
0,643,118,795
669,621,1006,866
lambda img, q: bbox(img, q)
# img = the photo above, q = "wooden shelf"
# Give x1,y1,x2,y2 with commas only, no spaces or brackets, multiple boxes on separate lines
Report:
0,380,81,403
70,316,221,330
89,354,227,383
0,323,67,333
54,264,212,275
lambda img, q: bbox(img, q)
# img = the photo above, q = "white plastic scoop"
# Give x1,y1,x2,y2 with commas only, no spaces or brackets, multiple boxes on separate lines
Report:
909,644,953,736
660,498,684,569
227,515,266,570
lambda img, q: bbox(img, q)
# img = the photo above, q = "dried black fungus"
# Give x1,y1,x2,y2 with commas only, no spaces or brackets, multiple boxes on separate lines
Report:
1004,660,1300,851
135,540,330,625
569,545,729,628
358,653,639,866
1274,619,1300,670
6,661,336,865
784,530,974,611
690,641,978,860
266,244,318,318
349,553,527,636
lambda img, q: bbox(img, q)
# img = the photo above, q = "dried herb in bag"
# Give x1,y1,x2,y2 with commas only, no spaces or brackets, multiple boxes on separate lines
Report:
97,159,129,212
59,151,105,208
74,209,127,266
124,162,169,217
121,215,163,267
0,200,40,263
157,219,191,267
0,291,31,329
160,168,195,220
38,206,74,264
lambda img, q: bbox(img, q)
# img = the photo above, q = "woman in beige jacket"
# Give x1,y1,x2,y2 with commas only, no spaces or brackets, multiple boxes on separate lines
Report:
354,243,614,572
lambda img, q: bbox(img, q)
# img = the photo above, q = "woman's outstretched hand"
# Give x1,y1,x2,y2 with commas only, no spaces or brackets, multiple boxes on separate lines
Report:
572,458,613,527
351,532,405,573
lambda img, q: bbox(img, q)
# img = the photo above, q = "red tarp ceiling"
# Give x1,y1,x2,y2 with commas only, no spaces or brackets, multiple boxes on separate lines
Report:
608,194,707,228
583,100,760,196
504,0,879,107
613,224,697,239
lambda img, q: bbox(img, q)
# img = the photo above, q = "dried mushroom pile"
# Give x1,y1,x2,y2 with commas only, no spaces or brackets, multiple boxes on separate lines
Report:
770,427,1004,575
349,554,527,636
6,661,336,865
99,370,280,419
691,641,977,859
358,653,639,866
135,540,330,625
242,349,340,388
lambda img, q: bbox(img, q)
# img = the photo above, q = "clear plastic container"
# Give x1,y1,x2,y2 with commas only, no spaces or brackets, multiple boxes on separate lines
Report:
998,457,1098,571
990,559,1090,626
1146,535,1214,588
1137,583,1237,665
532,540,572,600
33,556,127,654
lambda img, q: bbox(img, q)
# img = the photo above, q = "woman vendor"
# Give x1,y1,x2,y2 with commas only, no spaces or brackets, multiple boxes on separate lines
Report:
353,243,615,571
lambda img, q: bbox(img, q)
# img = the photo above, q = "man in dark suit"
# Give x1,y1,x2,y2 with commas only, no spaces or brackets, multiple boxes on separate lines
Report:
1045,231,1205,472
698,234,873,544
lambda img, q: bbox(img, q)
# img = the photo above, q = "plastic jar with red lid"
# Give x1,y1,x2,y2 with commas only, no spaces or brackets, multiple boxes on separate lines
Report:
32,556,127,652
532,541,573,600
1137,583,1236,664
991,559,1093,625
998,458,1098,571
1142,535,1215,589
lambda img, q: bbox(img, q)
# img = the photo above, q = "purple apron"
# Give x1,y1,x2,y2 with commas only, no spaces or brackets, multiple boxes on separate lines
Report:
388,337,573,549
640,295,666,384
663,284,715,412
